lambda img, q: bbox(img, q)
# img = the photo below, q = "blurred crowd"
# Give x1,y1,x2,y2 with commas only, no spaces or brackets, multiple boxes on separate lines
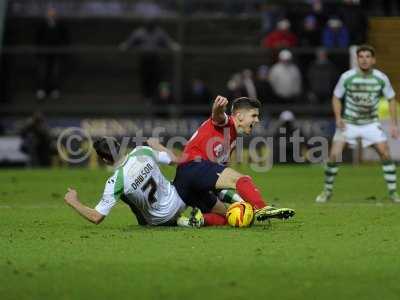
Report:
9,0,400,17
259,0,367,49
20,0,361,105
4,0,392,110
223,47,338,105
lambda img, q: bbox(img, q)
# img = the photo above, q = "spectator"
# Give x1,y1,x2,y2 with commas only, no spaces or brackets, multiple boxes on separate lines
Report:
241,69,257,99
310,0,327,27
154,81,175,117
299,15,321,47
185,78,212,105
119,21,179,101
20,111,53,167
268,50,302,102
254,65,274,102
338,0,367,44
154,81,174,104
272,110,307,164
259,4,284,34
261,19,298,49
226,73,244,100
322,17,350,48
35,7,69,101
307,48,338,103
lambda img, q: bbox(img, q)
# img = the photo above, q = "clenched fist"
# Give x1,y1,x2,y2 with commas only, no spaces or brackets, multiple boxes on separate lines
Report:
64,188,78,205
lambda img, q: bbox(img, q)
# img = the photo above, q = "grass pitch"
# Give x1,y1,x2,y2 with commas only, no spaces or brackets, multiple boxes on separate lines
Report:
1,164,400,300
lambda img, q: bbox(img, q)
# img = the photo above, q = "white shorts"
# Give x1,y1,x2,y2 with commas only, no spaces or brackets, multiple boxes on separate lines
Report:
333,122,387,148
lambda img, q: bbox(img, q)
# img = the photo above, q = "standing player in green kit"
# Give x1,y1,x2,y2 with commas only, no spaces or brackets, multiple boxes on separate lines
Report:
316,45,400,203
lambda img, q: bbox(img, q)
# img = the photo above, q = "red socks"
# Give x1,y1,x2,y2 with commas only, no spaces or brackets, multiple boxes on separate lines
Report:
203,176,266,226
236,176,267,209
203,213,227,226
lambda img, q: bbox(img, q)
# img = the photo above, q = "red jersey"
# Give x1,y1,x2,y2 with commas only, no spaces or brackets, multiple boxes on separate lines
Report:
262,30,298,49
181,115,237,164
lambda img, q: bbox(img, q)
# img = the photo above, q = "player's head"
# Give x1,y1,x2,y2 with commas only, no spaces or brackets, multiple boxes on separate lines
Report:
231,97,261,135
93,137,121,164
356,45,376,72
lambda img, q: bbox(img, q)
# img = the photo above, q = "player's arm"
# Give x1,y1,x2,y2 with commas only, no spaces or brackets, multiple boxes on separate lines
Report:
332,95,345,129
388,97,399,138
388,97,398,125
332,73,346,130
146,138,180,164
64,188,105,224
211,95,229,125
383,74,398,138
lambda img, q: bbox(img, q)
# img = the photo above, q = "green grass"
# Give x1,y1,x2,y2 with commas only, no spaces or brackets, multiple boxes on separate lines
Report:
1,165,400,300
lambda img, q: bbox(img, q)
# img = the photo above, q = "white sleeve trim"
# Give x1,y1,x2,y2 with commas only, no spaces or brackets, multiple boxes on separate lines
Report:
95,204,110,216
157,151,172,165
382,74,396,99
95,175,118,216
95,198,115,216
333,74,346,99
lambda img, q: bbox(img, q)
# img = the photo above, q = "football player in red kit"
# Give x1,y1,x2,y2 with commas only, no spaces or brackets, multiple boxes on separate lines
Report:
172,95,295,225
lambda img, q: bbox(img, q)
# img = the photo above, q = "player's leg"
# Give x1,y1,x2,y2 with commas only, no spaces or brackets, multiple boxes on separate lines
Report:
203,212,227,226
176,207,205,228
200,192,228,226
178,193,227,227
363,122,399,202
175,161,294,221
174,162,229,226
215,168,295,220
218,189,244,203
373,142,399,202
316,140,346,203
215,167,266,209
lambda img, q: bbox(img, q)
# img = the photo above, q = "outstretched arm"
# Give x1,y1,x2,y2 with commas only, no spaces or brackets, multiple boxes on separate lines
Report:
146,138,180,164
211,95,229,125
64,188,105,225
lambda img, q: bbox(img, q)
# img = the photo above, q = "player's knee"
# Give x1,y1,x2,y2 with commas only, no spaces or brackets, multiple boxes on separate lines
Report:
219,168,241,185
380,151,391,161
376,145,391,160
211,200,227,215
329,153,340,162
229,170,245,186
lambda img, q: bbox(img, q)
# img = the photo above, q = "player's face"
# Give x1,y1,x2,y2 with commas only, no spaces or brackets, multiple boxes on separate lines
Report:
238,108,260,135
357,51,375,72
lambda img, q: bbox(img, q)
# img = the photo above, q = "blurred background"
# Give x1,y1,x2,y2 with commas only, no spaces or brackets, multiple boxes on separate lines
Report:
0,0,399,167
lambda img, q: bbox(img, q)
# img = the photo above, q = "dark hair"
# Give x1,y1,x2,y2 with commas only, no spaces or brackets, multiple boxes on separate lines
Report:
231,97,261,113
356,45,375,57
93,137,121,163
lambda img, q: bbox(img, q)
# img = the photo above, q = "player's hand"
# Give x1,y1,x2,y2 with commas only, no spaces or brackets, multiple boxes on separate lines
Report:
64,188,78,205
212,95,228,112
390,124,399,139
336,118,346,130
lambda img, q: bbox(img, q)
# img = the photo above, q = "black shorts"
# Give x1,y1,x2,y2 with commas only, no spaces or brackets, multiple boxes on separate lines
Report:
173,160,226,213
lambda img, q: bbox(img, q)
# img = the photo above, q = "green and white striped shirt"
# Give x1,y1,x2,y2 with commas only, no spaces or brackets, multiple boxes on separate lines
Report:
95,146,185,225
334,68,395,125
